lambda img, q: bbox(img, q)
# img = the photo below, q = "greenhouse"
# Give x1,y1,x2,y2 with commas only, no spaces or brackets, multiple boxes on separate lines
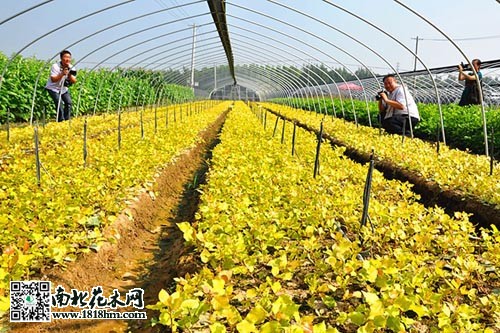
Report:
0,1,499,332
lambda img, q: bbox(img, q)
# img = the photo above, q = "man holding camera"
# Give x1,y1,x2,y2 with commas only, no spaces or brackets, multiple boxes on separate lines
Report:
377,74,419,135
45,50,77,122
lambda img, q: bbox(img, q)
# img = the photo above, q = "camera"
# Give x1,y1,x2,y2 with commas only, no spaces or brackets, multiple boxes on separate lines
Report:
459,62,469,70
63,67,77,87
375,90,387,101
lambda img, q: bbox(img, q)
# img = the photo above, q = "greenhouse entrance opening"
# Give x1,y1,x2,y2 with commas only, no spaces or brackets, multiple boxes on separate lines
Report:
209,83,260,101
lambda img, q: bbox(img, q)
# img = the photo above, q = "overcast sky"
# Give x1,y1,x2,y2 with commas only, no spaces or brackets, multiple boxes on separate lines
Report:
1,0,499,73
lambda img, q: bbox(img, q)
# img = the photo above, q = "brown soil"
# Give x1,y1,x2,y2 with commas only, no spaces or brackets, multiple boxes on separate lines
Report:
266,108,500,229
8,110,228,333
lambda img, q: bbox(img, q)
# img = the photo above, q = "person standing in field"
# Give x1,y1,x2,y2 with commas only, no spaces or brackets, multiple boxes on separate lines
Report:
458,59,482,106
45,50,77,122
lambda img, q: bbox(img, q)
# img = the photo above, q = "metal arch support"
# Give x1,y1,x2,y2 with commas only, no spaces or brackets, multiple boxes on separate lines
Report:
22,2,209,122
72,17,213,70
227,14,353,118
178,48,312,102
87,43,228,112
78,42,220,114
237,0,437,139
193,58,281,98
233,54,314,102
203,57,308,104
2,1,135,96
215,70,283,98
20,2,352,122
227,15,380,121
206,0,236,85
28,9,213,122
226,58,301,101
393,0,488,154
63,30,223,114
250,62,319,111
141,53,231,101
133,44,228,88
229,34,337,115
227,2,376,124
230,35,336,104
89,39,224,114
229,32,340,115
134,40,224,74
322,0,446,143
239,58,322,110
186,15,330,109
59,0,206,62
227,20,347,117
266,0,386,125
0,0,54,26
232,63,299,100
231,54,312,103
36,28,222,120
14,2,300,116
1,2,288,102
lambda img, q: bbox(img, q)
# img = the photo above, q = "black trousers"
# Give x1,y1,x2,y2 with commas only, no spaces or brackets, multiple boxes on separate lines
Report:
47,88,72,122
381,115,419,135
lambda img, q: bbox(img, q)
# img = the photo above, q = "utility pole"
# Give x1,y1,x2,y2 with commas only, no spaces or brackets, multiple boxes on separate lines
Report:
412,36,419,71
411,36,420,93
190,24,196,94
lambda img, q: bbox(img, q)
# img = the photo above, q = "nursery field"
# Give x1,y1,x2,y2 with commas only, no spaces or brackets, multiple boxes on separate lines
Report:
271,97,500,159
260,103,500,214
0,101,228,314
1,101,499,333
2,1,500,332
149,101,499,332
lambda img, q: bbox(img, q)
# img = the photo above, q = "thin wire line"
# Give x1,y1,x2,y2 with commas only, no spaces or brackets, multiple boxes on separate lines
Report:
415,35,500,41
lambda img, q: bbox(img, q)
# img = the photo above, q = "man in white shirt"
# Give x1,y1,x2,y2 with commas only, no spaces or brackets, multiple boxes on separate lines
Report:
45,50,77,122
377,74,419,135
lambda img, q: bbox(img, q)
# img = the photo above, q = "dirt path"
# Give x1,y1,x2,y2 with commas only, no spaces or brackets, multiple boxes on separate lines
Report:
9,110,228,333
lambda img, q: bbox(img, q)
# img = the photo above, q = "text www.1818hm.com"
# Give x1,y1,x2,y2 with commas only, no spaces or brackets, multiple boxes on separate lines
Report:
52,310,147,320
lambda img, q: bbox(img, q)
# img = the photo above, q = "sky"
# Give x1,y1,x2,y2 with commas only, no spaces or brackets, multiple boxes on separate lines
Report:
0,0,499,75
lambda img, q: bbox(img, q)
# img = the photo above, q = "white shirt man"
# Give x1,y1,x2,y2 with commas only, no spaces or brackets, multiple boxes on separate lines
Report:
45,50,77,122
378,74,420,135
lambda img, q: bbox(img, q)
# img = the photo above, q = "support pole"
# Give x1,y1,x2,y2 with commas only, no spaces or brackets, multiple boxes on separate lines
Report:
190,24,197,94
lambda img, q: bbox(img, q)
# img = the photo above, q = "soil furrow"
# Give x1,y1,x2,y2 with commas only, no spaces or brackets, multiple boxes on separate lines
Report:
10,109,228,333
265,108,499,229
